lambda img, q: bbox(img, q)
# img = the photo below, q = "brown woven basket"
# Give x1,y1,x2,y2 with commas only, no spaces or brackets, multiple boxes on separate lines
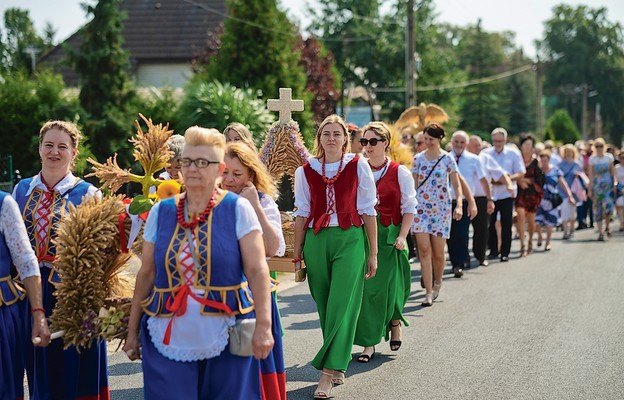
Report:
280,211,295,259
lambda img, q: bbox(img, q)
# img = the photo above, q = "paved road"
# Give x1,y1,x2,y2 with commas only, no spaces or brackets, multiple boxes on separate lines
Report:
104,227,624,399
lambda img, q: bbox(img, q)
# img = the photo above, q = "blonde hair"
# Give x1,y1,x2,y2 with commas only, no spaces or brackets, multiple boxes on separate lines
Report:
225,142,278,199
39,120,82,149
184,126,226,160
224,122,256,151
560,144,578,160
314,114,349,158
362,121,392,153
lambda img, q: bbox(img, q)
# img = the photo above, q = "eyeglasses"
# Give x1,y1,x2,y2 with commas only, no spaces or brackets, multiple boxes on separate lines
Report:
360,138,386,147
179,158,220,168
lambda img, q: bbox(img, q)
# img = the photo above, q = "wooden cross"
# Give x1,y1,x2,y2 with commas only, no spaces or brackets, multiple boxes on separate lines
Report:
267,88,304,124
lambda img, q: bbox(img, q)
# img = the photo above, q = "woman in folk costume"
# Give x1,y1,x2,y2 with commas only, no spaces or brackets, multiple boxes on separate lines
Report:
353,122,416,363
12,121,107,400
0,191,50,400
293,114,378,399
222,142,286,400
123,127,274,400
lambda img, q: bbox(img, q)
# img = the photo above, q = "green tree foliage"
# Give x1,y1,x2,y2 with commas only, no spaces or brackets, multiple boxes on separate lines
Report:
68,0,135,163
176,80,275,147
545,109,581,143
507,50,536,135
0,8,50,73
206,0,313,142
540,4,624,144
454,20,514,135
0,70,85,175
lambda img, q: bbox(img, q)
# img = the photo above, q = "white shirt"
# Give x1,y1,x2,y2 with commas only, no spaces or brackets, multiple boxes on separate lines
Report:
475,152,505,197
449,150,486,200
372,163,417,215
484,146,526,200
0,195,40,279
260,194,286,257
16,172,101,200
294,153,377,227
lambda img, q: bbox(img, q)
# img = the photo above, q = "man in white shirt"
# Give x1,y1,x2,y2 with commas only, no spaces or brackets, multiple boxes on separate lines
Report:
483,128,525,262
447,131,494,275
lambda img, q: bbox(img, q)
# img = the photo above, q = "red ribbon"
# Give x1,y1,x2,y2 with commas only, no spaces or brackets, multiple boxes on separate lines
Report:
162,285,234,345
312,213,331,235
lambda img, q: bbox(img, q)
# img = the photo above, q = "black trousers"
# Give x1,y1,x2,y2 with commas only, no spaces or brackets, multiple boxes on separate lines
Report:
448,201,470,268
471,197,489,263
488,197,514,258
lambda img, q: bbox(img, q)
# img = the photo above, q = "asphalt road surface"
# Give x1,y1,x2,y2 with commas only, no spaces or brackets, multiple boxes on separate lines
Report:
101,227,624,399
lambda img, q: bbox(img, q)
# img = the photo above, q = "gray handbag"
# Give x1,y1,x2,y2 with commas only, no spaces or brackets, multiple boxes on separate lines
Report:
229,318,256,357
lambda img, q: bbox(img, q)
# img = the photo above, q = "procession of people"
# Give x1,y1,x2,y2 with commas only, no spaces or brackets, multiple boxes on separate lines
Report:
0,114,622,400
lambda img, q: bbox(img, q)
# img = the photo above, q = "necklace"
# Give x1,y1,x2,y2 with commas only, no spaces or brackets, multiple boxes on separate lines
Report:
321,154,345,185
368,157,388,171
176,190,217,229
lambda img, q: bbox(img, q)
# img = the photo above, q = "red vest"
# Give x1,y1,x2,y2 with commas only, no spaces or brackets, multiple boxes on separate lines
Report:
303,156,362,234
376,161,403,227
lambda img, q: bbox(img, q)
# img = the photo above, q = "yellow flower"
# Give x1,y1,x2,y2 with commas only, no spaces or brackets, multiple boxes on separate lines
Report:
156,180,181,199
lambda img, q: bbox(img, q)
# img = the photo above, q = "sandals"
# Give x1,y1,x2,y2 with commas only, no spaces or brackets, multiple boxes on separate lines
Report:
331,371,345,386
357,346,375,363
314,371,334,399
390,321,402,351
421,293,433,307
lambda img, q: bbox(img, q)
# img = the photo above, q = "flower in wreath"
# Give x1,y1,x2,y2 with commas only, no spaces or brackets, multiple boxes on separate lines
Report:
156,180,181,200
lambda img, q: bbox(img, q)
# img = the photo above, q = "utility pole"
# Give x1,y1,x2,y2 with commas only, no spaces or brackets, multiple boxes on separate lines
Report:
535,60,544,137
581,83,588,139
406,0,415,108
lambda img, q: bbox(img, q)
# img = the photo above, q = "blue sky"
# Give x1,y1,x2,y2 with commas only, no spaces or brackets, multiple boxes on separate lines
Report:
1,0,623,58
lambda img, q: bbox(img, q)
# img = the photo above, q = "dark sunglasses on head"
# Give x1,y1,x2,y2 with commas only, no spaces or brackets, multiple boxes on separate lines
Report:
360,138,386,147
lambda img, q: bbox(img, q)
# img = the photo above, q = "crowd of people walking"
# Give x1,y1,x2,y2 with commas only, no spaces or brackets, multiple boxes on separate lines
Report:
0,116,621,400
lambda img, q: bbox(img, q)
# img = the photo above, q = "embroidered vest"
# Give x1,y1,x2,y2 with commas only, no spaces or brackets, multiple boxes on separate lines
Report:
14,177,93,284
0,192,26,306
141,191,255,319
303,157,362,233
376,161,402,227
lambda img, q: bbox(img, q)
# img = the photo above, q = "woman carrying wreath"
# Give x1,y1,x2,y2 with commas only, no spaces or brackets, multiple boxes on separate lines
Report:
293,114,378,399
353,122,416,363
222,142,287,400
12,120,106,400
123,127,274,399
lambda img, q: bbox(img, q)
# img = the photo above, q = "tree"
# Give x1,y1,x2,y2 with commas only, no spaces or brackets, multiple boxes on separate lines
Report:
540,4,624,144
545,109,581,143
298,36,340,123
0,8,49,73
68,0,135,163
507,50,536,135
205,0,313,142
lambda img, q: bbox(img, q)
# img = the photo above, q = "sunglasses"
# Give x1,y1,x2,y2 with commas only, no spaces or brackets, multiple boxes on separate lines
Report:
595,145,604,149
360,138,386,147
415,141,424,145
180,158,220,168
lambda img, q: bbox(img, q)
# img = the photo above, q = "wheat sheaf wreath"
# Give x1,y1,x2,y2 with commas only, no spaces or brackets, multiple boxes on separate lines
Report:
49,195,133,350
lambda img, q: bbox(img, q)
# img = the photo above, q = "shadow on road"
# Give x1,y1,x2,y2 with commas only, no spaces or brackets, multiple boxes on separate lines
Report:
109,361,143,376
276,293,318,317
111,388,143,399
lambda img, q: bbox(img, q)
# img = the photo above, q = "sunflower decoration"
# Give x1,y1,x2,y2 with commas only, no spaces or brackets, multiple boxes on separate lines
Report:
156,179,181,200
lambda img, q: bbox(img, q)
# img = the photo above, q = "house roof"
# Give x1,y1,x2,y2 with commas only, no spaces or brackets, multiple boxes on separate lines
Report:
39,0,226,85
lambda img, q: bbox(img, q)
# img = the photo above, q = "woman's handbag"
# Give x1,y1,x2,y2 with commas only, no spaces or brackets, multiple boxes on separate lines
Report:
229,318,256,357
546,190,563,208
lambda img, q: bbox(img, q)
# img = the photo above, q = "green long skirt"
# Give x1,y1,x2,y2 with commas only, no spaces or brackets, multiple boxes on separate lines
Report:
303,226,367,371
354,222,411,347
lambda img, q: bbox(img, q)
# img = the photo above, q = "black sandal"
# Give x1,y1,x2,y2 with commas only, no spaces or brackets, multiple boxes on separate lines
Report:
390,322,402,351
357,346,375,363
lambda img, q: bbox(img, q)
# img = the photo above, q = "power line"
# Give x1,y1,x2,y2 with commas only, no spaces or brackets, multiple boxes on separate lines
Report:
417,64,534,92
182,0,388,43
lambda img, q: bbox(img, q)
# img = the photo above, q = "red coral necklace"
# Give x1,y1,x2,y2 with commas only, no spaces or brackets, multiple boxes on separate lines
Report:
321,154,345,184
176,190,217,229
368,157,388,171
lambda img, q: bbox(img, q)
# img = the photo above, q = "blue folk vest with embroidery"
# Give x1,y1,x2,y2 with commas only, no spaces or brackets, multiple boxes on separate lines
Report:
0,192,26,306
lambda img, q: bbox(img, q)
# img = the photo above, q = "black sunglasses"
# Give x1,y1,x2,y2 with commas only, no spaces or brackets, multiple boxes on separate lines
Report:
360,138,386,147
